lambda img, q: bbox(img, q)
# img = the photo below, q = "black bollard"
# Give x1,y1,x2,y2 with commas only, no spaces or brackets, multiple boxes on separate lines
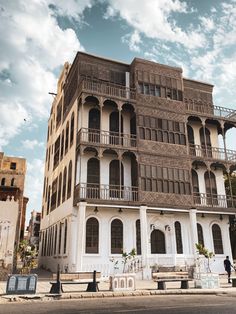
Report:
50,264,62,294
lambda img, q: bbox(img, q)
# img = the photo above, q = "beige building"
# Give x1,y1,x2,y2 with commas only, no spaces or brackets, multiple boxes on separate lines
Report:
0,152,28,268
27,210,41,249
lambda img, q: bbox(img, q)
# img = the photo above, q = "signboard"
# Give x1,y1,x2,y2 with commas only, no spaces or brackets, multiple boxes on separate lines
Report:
6,274,38,295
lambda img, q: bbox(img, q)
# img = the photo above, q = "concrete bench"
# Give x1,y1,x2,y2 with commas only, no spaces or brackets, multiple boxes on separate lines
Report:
152,271,192,290
50,270,101,293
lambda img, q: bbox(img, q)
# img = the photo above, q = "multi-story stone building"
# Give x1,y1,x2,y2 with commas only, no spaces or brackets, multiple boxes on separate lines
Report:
0,153,28,268
27,210,41,250
39,52,236,278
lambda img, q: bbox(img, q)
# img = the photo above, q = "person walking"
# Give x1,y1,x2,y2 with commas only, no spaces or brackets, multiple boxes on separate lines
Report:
224,256,234,283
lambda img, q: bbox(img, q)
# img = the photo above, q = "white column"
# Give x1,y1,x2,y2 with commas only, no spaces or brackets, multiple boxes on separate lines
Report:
76,201,87,271
189,209,198,256
70,214,78,272
139,205,150,279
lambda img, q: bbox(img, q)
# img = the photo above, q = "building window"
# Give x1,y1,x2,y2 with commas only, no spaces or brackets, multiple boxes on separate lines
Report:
47,186,51,215
111,219,123,254
64,220,67,254
197,223,204,247
10,178,15,186
54,225,57,255
65,122,69,153
87,158,100,198
62,167,67,203
212,224,223,254
57,173,62,207
86,217,99,254
50,178,58,211
175,221,183,254
1,178,5,186
58,222,62,254
60,130,64,160
10,162,16,170
136,220,141,255
70,112,74,146
151,229,166,254
67,161,72,199
204,171,218,205
53,135,60,168
56,99,62,128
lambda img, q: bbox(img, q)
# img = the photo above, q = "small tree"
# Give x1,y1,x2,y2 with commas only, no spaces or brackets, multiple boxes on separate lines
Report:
17,240,37,274
110,248,136,273
195,243,214,273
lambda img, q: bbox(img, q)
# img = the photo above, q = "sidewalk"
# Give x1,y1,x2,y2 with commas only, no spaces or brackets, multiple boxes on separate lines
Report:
1,270,236,303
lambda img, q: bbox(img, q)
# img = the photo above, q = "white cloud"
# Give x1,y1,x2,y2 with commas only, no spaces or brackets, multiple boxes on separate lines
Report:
122,30,142,52
21,139,45,150
0,0,86,148
200,16,215,31
105,0,206,49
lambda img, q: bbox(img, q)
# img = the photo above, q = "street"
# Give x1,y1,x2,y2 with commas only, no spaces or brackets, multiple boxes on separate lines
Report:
1,294,236,314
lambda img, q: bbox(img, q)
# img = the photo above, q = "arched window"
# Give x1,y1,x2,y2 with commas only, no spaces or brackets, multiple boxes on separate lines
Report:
1,178,5,186
47,186,51,215
86,217,99,253
197,223,204,247
62,167,67,203
111,219,123,254
187,125,195,155
67,161,72,199
65,122,69,153
192,169,200,204
151,229,166,254
109,111,123,145
136,220,141,255
54,225,57,255
70,112,74,146
175,221,183,254
11,178,15,186
109,160,124,198
87,158,100,198
212,224,223,254
58,222,62,254
60,130,64,160
204,171,218,205
57,173,62,207
64,219,67,254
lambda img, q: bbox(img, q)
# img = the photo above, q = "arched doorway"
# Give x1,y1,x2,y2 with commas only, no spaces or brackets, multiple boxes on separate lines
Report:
89,108,100,142
87,158,100,198
151,229,166,254
109,111,123,145
109,160,124,198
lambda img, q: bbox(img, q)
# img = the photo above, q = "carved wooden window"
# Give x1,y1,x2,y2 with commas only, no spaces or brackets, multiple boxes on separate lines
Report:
136,220,141,255
151,230,166,254
57,173,62,207
175,221,183,254
197,223,204,247
62,167,67,203
70,112,74,146
212,224,223,254
86,217,99,254
67,161,72,199
111,219,123,254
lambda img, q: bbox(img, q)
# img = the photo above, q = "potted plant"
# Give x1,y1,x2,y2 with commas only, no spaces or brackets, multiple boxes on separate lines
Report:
194,243,219,289
109,249,136,291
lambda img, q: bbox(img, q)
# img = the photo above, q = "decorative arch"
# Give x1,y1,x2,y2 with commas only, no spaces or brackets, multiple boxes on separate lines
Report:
111,219,123,254
86,217,99,254
212,223,223,254
151,229,166,254
175,221,183,254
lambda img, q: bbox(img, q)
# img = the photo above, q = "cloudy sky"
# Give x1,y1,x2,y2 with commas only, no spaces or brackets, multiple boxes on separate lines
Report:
1,0,236,224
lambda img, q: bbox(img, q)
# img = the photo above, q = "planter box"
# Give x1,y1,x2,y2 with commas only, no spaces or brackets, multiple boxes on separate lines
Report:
109,273,136,291
194,273,219,289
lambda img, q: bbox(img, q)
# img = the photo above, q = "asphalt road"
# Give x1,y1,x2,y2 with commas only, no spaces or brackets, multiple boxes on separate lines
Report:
1,294,236,314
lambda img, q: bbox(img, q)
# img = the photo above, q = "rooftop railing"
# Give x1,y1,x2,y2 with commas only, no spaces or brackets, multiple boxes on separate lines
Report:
189,144,236,162
185,101,236,121
80,77,136,101
78,128,137,148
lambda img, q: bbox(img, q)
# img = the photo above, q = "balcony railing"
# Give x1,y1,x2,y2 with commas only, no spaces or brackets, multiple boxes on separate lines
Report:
189,144,236,162
74,183,139,202
193,192,236,208
81,78,136,101
185,101,236,121
78,128,137,148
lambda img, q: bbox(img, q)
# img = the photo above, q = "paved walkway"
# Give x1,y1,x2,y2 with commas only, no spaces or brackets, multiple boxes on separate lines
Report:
1,269,236,303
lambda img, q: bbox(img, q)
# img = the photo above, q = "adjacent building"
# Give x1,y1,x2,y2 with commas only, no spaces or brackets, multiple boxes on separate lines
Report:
27,210,41,249
0,153,28,268
39,52,236,278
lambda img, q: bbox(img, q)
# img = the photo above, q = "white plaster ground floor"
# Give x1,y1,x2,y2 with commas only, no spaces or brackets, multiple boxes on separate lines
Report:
38,203,233,279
